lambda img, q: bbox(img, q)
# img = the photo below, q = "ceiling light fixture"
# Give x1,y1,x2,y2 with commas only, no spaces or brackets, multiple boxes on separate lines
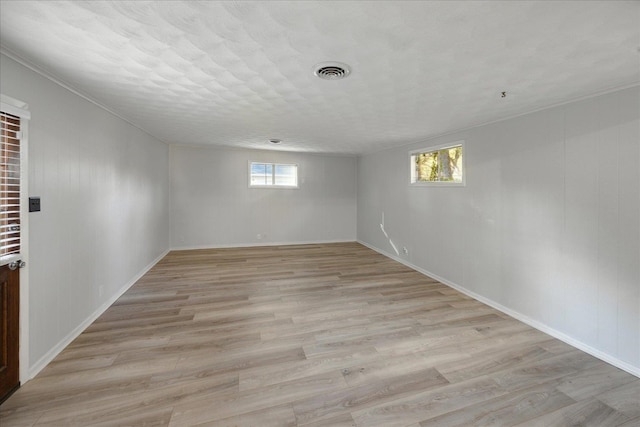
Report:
313,62,351,80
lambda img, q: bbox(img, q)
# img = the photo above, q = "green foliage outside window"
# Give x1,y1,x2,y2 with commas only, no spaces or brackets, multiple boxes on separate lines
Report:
412,145,463,183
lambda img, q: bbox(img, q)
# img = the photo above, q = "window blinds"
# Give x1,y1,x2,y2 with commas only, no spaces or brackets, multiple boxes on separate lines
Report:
0,112,21,257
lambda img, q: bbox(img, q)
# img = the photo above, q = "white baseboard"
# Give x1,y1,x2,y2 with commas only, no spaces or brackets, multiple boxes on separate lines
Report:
171,239,356,251
27,249,170,380
357,240,640,379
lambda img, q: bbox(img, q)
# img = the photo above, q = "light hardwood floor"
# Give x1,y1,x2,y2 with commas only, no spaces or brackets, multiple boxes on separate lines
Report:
1,243,638,426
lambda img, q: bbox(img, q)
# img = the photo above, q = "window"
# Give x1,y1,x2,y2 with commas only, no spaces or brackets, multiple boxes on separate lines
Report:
0,111,22,257
410,142,464,185
249,162,298,188
1,94,30,263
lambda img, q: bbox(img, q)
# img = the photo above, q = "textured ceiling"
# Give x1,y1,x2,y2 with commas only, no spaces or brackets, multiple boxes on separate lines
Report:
1,1,638,154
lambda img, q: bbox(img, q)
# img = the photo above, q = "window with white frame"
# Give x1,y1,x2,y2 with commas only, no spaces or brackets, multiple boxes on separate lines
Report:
410,142,464,185
249,162,298,188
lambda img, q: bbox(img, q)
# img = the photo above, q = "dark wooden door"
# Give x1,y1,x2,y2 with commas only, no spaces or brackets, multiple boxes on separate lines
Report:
1,106,24,403
0,109,23,403
0,264,19,403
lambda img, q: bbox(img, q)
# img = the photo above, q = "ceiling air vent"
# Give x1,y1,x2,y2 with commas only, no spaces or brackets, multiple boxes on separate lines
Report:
313,62,351,80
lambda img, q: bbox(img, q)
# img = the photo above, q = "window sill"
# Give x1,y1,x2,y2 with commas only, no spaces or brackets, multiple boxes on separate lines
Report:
249,185,299,189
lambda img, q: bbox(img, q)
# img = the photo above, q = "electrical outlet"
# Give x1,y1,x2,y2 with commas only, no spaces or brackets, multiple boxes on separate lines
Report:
256,234,263,240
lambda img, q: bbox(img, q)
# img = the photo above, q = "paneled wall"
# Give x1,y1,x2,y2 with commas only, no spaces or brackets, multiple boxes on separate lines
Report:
2,47,636,381
171,145,356,248
1,54,171,376
358,86,640,374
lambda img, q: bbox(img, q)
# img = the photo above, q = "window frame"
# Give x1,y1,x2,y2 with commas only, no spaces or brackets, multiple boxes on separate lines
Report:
409,141,465,187
248,161,299,189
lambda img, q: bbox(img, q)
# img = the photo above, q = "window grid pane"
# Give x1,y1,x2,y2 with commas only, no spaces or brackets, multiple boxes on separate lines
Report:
274,164,296,186
411,144,463,184
250,162,297,188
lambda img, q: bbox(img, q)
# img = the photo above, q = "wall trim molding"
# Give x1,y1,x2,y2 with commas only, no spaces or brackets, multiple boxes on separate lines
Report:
0,48,168,146
27,249,170,380
363,83,640,156
171,239,357,251
357,239,640,379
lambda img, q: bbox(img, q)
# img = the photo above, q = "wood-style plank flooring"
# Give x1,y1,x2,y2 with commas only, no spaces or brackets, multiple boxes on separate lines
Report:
1,242,638,426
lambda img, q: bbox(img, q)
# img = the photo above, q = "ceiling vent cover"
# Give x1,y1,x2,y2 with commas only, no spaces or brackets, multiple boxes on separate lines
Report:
313,62,351,80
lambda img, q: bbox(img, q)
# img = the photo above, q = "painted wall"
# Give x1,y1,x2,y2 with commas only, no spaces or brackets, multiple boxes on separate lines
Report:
0,54,171,375
358,86,640,374
171,145,356,248
2,47,636,381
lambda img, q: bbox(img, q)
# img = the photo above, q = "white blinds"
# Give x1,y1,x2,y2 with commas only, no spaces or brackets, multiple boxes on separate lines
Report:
0,112,21,257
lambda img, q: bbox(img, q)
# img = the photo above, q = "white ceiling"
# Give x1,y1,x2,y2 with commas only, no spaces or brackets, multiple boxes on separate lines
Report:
1,1,638,154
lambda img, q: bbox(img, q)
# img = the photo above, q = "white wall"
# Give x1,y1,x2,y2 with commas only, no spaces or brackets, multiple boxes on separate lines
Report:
358,86,640,375
0,54,171,376
171,145,356,248
2,47,636,382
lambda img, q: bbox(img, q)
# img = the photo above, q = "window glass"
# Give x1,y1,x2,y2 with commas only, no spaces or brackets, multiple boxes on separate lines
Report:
410,143,464,185
274,164,296,186
250,162,298,188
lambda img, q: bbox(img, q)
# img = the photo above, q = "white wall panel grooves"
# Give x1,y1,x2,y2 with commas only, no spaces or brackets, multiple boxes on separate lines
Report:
27,249,169,379
170,146,356,248
357,239,640,378
1,54,171,375
357,86,640,376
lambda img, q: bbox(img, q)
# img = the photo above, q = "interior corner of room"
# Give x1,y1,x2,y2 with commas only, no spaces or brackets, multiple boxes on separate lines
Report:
3,50,638,386
0,1,638,419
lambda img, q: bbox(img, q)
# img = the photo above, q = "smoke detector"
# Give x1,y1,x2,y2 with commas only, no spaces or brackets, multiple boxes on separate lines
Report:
313,62,351,80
